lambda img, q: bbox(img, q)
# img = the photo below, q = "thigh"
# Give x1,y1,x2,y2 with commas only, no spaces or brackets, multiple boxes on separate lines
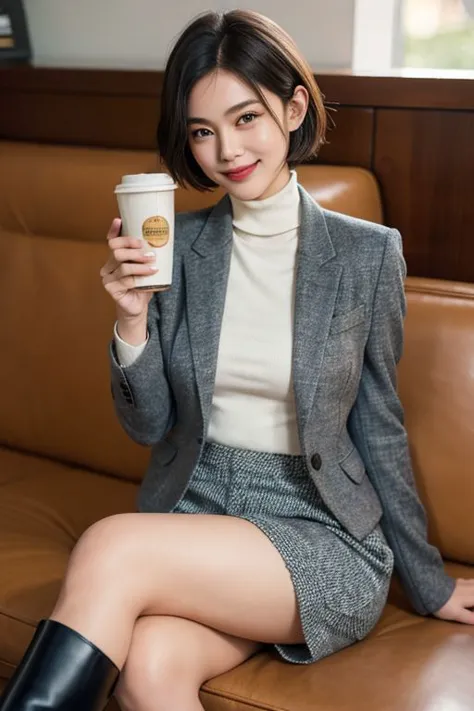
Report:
116,614,262,706
76,512,305,645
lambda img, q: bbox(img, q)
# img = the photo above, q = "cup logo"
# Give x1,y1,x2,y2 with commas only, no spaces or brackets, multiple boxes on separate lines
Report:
142,216,169,248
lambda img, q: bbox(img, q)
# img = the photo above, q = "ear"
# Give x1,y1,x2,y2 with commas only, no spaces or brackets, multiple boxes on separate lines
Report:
287,85,309,132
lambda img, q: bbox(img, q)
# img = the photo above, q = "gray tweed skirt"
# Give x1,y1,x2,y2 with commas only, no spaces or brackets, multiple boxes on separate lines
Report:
171,440,394,664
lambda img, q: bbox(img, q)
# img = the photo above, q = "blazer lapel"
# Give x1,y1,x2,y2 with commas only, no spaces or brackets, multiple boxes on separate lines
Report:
293,187,341,441
183,195,234,434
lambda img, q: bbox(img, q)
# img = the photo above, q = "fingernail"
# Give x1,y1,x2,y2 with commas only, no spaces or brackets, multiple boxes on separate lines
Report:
144,251,155,257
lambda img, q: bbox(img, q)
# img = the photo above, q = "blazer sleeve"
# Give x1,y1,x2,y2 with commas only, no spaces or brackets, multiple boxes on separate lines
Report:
348,228,455,616
109,295,176,446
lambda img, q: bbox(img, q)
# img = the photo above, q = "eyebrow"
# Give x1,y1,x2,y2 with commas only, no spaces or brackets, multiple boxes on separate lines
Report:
186,99,262,126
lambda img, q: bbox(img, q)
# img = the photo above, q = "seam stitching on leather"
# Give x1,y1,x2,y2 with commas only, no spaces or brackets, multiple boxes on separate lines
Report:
0,659,16,671
201,686,287,711
0,609,37,627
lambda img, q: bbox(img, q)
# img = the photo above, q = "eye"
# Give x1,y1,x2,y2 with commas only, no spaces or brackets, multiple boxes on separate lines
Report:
191,127,213,140
238,112,259,125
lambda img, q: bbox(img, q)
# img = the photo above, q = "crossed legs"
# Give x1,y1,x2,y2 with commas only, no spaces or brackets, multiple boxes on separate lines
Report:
50,512,304,710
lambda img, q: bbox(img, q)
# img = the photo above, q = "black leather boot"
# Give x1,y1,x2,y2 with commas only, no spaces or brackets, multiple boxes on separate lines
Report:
0,619,119,710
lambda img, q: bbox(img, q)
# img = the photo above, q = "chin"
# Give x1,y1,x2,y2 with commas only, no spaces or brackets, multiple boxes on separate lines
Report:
226,178,270,202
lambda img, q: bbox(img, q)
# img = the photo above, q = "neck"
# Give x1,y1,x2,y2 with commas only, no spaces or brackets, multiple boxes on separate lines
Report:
229,169,300,237
256,165,292,201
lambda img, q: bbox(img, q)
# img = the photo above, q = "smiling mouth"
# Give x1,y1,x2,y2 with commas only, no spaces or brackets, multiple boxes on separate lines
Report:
223,161,259,180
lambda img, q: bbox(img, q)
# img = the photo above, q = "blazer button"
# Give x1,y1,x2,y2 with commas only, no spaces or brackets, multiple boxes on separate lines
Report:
311,453,322,471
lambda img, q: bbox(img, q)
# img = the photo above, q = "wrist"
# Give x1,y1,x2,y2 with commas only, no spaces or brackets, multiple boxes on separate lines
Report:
116,312,148,346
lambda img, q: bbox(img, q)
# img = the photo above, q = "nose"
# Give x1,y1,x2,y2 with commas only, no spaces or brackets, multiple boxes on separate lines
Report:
218,131,243,163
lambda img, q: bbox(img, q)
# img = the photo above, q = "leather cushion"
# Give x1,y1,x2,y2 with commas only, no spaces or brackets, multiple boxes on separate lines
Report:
401,279,474,564
0,231,149,480
0,141,383,242
0,445,137,678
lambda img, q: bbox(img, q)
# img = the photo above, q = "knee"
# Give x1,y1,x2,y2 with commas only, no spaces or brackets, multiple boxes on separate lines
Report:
64,514,136,583
115,619,199,710
116,659,184,711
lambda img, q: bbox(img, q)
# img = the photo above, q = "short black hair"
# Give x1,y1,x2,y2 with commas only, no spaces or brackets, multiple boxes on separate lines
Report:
157,9,328,191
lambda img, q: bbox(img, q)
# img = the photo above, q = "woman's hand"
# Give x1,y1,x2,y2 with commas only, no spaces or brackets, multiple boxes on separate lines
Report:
100,218,157,319
433,578,474,624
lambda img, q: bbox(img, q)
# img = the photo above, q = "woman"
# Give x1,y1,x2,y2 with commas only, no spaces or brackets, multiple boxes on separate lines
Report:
2,9,473,711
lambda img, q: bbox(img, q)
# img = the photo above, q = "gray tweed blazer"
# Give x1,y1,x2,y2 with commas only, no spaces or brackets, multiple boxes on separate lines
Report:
109,183,454,616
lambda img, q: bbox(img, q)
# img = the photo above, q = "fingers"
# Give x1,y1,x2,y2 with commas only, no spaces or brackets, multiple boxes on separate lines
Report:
101,219,157,284
107,217,122,241
103,261,158,283
435,578,474,625
455,609,474,625
103,273,137,299
100,252,155,280
99,257,118,279
112,246,156,265
107,218,152,254
108,235,142,251
101,220,157,311
102,261,158,297
460,583,474,613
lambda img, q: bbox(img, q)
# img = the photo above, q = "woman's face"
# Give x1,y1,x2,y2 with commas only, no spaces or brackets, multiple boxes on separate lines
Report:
186,69,308,201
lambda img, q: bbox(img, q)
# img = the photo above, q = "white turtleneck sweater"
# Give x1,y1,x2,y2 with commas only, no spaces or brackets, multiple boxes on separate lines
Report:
114,170,301,455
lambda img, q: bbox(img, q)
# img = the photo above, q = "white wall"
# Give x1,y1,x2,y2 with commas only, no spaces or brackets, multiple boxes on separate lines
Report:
23,0,355,71
353,0,402,71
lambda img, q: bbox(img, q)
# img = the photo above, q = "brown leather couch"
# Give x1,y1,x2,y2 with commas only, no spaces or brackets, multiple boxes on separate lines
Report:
1,140,473,710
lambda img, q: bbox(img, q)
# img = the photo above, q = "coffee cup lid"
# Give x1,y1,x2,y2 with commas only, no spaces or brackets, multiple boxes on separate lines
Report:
115,173,177,193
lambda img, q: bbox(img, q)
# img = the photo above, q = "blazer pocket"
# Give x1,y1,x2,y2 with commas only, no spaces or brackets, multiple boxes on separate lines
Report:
339,445,366,484
329,304,365,335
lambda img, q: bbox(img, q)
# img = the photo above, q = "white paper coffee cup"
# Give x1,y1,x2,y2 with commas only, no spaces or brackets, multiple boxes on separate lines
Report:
114,173,177,291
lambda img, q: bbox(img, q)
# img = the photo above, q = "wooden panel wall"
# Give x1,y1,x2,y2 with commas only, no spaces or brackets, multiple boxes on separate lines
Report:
1,66,474,282
317,72,474,283
375,110,474,282
0,67,374,166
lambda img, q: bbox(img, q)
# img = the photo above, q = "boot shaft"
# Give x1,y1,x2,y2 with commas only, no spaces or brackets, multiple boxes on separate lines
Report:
0,619,119,710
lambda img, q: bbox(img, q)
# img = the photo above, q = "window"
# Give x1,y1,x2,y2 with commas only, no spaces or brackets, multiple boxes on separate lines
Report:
352,0,474,72
402,0,474,69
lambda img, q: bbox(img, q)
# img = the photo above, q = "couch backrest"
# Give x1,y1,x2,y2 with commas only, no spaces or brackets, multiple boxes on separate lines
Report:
0,140,472,564
399,278,474,564
0,140,382,482
0,142,382,242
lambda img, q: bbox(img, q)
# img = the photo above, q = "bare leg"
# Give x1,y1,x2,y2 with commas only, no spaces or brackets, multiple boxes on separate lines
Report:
50,513,304,668
115,615,262,711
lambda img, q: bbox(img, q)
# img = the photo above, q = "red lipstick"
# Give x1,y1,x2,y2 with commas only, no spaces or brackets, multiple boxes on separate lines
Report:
224,161,259,181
